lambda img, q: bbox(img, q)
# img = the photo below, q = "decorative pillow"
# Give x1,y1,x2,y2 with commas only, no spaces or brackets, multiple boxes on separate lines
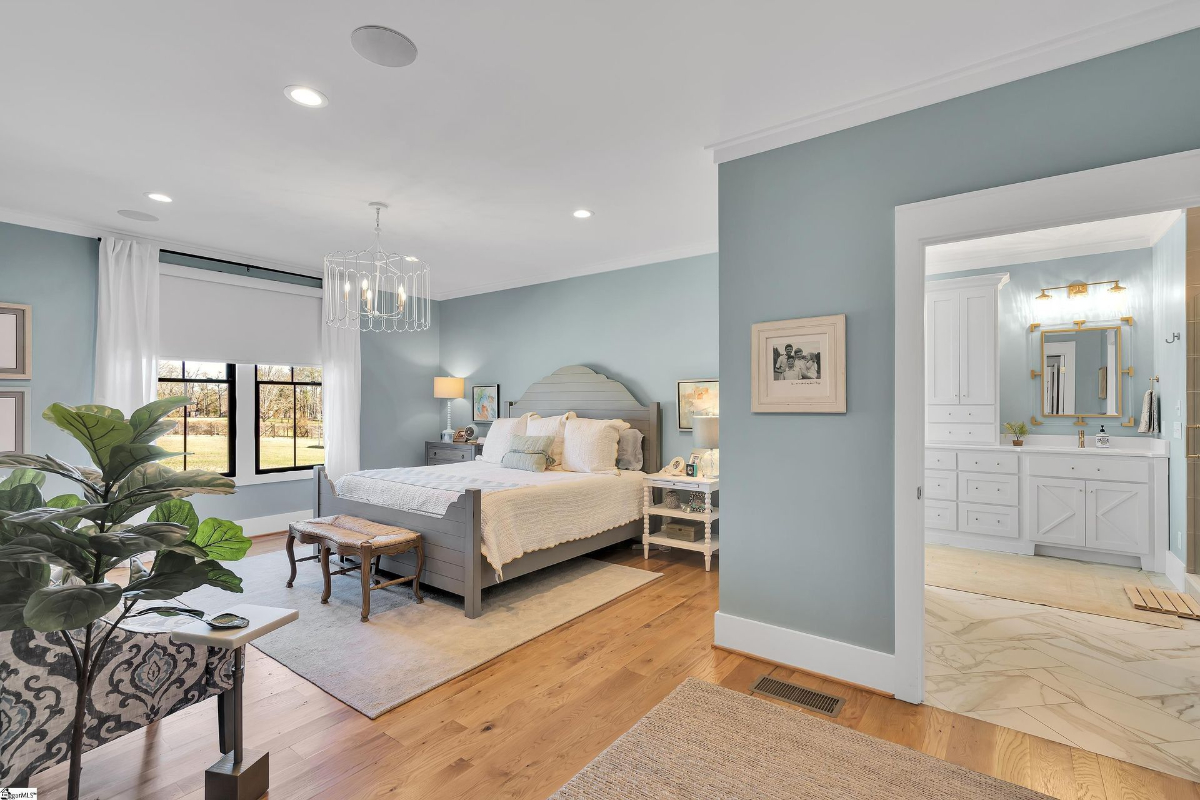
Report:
501,451,548,472
480,413,537,463
616,428,644,471
525,412,576,470
561,417,631,474
507,434,557,465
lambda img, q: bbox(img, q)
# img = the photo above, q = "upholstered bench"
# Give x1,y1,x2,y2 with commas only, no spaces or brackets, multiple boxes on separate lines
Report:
286,515,423,621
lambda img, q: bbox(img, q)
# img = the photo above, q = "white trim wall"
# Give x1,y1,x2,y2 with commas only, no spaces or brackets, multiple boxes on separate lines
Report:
894,148,1200,704
238,509,310,537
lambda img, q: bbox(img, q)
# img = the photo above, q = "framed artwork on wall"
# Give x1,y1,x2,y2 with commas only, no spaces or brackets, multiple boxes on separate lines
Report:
0,387,30,454
472,384,500,423
751,313,847,413
0,302,32,379
677,379,719,431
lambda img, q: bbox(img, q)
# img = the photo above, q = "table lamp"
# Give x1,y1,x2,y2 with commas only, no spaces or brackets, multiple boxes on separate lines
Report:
693,414,719,477
434,377,464,442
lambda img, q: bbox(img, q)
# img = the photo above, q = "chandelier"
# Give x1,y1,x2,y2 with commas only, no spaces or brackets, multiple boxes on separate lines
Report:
324,202,431,333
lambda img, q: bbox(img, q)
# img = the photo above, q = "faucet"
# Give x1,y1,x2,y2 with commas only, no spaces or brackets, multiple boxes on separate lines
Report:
1078,430,1085,449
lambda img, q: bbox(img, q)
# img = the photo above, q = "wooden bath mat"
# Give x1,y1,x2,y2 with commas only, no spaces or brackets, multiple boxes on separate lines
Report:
1125,584,1200,620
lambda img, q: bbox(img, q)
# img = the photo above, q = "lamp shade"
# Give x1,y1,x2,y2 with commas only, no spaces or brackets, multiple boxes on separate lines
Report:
433,376,464,399
693,415,719,449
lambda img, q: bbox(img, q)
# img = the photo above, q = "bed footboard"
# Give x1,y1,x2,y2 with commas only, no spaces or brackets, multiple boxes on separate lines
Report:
313,467,485,618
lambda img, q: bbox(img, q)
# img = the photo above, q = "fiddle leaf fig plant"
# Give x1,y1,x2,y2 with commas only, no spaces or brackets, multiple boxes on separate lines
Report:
0,396,252,800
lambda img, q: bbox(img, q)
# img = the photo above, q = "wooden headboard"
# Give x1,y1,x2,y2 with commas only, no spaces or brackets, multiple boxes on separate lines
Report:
508,365,661,473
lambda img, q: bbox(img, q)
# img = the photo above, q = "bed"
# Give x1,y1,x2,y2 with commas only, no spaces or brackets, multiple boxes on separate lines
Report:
312,365,660,618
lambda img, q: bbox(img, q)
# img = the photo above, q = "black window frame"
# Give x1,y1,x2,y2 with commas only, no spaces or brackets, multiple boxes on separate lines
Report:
156,361,237,477
254,365,324,475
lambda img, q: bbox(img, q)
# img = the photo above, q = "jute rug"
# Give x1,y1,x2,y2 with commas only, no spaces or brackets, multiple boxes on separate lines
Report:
175,550,660,718
550,679,1052,800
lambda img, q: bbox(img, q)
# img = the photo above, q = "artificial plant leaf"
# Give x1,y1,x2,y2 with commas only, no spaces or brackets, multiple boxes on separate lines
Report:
149,499,200,536
42,403,134,472
0,510,91,549
0,560,51,589
109,466,235,523
103,444,183,484
150,549,196,575
0,468,47,491
132,419,179,446
128,605,205,620
0,454,103,498
200,560,243,592
0,484,45,513
73,404,124,421
88,523,190,559
128,396,188,442
4,502,111,527
190,518,251,561
0,574,43,631
0,533,94,577
46,494,87,530
129,556,149,582
161,540,209,560
123,564,210,601
23,582,122,632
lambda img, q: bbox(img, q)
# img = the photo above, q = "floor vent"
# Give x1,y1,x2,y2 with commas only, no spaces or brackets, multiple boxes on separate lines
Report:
750,675,845,717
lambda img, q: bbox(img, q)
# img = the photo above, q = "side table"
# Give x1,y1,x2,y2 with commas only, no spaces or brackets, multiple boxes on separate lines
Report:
642,474,719,570
173,604,299,800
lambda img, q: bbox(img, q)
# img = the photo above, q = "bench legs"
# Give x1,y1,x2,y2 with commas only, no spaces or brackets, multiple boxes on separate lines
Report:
319,545,332,604
360,546,373,622
285,530,298,588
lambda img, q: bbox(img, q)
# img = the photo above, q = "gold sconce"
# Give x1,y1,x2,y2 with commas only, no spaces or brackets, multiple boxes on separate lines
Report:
1035,279,1125,301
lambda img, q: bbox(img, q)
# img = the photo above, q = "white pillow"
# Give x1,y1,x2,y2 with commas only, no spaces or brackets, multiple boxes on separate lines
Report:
526,412,576,470
562,417,631,474
616,428,644,471
480,413,537,463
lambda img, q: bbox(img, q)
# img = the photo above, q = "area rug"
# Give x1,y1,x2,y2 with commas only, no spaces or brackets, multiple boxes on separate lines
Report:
175,550,660,718
550,678,1052,800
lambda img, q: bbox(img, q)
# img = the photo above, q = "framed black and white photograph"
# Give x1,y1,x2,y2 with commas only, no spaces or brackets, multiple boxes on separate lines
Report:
752,314,846,413
0,302,31,379
0,387,30,454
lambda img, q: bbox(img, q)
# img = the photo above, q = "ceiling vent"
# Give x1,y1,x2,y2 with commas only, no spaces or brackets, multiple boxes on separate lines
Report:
351,26,418,68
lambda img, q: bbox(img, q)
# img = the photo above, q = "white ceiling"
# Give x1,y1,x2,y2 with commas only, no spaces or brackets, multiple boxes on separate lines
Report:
925,210,1183,274
0,1,1196,299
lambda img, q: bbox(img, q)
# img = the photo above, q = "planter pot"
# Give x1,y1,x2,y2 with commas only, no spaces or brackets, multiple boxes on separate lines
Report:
1012,440,1024,447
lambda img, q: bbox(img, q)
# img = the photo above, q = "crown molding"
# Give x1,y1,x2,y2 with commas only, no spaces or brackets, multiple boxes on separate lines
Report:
707,2,1200,164
431,240,718,301
0,205,321,279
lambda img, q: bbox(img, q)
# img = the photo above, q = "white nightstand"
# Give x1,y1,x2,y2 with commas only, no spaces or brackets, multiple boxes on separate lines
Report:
642,474,719,571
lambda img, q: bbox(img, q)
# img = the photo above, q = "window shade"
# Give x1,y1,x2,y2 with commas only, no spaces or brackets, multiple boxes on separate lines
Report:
159,264,322,365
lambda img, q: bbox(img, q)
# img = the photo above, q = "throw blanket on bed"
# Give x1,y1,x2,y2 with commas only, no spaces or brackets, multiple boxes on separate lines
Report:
334,461,644,575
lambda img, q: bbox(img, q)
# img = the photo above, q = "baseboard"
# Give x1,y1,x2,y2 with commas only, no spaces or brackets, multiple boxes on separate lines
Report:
925,529,1031,556
237,509,309,537
1167,549,1188,592
713,611,896,698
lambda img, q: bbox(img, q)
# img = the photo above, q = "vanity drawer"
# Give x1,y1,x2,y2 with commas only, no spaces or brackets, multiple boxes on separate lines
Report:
925,500,957,531
925,470,956,501
927,405,995,424
1025,455,1148,484
956,451,1018,475
927,423,994,445
925,450,956,470
958,502,1019,538
958,471,1018,507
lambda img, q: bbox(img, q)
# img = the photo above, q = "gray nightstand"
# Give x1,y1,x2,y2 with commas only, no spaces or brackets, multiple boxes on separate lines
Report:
426,440,483,465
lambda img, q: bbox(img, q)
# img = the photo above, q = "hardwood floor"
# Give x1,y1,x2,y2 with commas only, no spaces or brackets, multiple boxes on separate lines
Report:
30,537,1200,799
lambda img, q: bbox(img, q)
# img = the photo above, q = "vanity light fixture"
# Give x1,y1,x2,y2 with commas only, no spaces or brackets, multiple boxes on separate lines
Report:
284,85,329,108
1034,279,1125,301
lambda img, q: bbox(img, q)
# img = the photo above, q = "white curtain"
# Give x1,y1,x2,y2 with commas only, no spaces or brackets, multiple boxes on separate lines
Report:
321,300,361,480
94,238,161,415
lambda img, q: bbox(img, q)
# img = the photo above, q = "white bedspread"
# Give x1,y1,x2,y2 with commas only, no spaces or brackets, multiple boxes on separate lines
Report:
334,461,644,574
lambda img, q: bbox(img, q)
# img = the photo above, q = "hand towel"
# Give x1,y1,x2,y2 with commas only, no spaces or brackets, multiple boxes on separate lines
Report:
1138,388,1159,434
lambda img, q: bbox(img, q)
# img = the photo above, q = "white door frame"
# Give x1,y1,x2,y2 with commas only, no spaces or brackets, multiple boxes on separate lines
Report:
1043,341,1076,415
893,148,1200,704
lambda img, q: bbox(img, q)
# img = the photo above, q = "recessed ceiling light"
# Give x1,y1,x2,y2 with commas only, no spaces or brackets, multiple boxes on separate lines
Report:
284,85,329,108
145,192,172,203
351,26,418,68
573,209,593,219
118,209,158,222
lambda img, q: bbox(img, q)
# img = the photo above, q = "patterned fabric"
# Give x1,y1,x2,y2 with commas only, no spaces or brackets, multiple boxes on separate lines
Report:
0,620,234,786
336,465,525,517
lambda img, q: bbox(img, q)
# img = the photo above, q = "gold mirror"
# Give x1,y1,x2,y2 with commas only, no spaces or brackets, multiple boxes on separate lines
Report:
1039,326,1122,418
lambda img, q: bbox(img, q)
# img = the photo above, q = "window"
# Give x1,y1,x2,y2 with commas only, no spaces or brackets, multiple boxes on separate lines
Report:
156,361,236,475
255,365,324,473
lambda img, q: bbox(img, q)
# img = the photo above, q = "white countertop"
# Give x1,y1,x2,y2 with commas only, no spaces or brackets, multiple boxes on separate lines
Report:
931,442,1167,459
170,604,298,649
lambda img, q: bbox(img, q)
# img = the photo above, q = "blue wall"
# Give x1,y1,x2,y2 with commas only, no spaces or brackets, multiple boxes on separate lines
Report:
439,254,719,463
930,249,1155,435
718,29,1200,655
0,221,310,521
1152,215,1188,560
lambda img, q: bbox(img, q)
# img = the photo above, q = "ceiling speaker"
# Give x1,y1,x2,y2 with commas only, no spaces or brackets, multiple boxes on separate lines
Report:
351,26,418,68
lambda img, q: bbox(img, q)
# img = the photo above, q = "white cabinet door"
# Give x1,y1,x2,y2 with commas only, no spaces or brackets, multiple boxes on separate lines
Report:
926,290,960,405
1086,480,1150,555
1028,477,1085,547
958,286,996,405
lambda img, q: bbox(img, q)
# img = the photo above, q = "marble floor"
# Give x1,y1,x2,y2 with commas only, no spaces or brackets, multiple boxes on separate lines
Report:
925,581,1200,783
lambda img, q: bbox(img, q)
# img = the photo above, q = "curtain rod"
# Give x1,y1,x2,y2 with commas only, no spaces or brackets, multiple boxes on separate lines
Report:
159,249,321,283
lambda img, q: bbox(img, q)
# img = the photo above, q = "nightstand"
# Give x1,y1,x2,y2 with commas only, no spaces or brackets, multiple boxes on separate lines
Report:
642,474,719,571
425,440,483,466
